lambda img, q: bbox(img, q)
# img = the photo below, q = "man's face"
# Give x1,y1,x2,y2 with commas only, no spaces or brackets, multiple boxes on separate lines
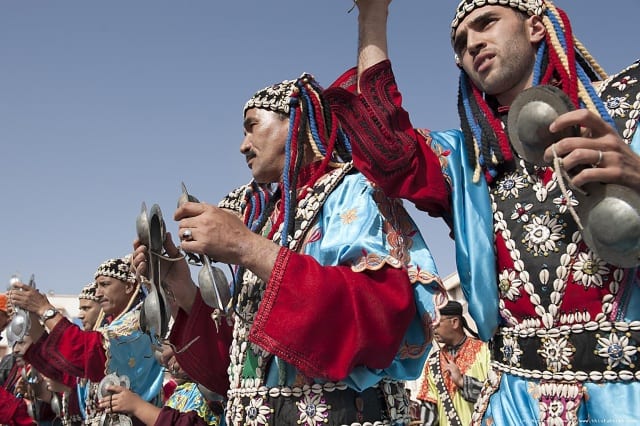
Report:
434,316,460,346
453,6,541,105
77,299,101,330
13,334,33,359
240,108,289,184
94,276,132,316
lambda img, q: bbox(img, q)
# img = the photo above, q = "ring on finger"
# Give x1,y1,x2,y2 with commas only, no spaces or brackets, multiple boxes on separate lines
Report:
592,149,604,168
181,229,193,241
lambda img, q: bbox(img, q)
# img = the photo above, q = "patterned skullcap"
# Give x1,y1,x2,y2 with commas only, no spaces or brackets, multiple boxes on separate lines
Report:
451,0,546,39
243,79,297,116
94,256,136,284
78,282,99,301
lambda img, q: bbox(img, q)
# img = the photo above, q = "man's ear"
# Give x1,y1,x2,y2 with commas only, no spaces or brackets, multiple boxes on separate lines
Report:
452,316,462,330
528,15,546,44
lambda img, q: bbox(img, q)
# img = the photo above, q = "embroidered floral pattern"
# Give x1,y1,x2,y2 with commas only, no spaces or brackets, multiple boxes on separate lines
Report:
595,332,638,369
422,129,452,188
552,190,578,214
496,172,527,199
498,270,522,301
244,397,273,426
296,393,330,425
522,213,565,256
536,382,582,426
612,75,637,92
532,178,555,203
572,251,609,289
352,251,401,272
605,94,631,118
510,202,533,222
500,335,523,366
340,208,358,225
539,397,578,426
537,336,575,372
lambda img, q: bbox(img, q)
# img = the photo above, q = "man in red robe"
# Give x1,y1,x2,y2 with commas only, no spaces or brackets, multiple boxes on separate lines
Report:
133,73,446,425
10,256,164,425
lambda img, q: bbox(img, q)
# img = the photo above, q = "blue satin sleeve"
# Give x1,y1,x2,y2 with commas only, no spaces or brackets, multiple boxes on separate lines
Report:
430,129,501,341
483,373,640,425
269,172,444,391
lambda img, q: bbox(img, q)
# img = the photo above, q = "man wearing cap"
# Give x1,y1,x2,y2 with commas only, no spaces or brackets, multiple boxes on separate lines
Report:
10,257,164,425
328,0,640,424
417,301,489,426
134,73,447,425
77,282,101,331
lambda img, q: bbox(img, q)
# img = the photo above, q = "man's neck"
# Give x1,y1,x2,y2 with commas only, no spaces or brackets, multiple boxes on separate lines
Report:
445,335,467,353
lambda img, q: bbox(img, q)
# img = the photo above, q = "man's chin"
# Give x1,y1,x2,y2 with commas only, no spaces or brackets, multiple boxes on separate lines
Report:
100,303,113,315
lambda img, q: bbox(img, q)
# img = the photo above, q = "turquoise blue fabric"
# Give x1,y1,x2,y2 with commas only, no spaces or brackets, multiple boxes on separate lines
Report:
77,304,164,417
264,172,443,392
165,382,222,425
103,304,164,402
482,373,640,425
429,129,501,341
427,126,640,424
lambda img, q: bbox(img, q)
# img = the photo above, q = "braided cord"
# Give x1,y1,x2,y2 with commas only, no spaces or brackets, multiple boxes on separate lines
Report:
532,42,547,86
544,6,615,128
300,84,327,158
460,75,484,181
280,95,303,247
574,37,608,80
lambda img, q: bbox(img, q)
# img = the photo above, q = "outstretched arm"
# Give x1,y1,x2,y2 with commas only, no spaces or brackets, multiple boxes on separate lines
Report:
326,0,450,216
356,0,392,86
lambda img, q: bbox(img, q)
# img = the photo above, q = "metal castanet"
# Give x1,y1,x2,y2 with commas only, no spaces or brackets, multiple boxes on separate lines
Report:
178,183,231,328
7,274,36,345
508,85,640,267
136,203,170,340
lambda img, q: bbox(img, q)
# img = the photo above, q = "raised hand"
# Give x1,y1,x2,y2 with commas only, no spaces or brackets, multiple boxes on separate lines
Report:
544,108,640,192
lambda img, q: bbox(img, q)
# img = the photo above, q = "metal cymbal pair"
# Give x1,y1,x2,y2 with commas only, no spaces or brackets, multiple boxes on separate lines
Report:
178,183,231,318
98,373,132,426
6,274,36,345
136,203,170,341
508,85,640,267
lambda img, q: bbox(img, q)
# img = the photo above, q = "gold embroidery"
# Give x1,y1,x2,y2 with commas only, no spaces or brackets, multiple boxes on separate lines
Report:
340,208,358,225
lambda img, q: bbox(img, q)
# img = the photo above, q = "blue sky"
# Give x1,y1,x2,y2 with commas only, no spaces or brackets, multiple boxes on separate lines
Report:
1,1,638,295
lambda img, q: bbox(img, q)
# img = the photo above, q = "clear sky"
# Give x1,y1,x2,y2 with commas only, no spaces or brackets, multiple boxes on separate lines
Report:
1,1,638,295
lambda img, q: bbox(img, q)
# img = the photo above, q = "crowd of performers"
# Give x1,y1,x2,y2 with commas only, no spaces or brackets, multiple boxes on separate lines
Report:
2,0,640,424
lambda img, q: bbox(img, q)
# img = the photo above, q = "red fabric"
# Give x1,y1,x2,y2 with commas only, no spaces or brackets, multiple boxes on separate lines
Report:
169,290,233,396
24,317,107,383
162,379,177,403
24,334,77,389
154,406,209,426
249,247,416,381
0,386,35,425
325,61,450,217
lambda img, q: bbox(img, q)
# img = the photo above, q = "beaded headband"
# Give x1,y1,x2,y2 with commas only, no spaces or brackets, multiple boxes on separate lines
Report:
451,0,546,40
243,79,297,116
94,256,136,284
78,282,99,301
